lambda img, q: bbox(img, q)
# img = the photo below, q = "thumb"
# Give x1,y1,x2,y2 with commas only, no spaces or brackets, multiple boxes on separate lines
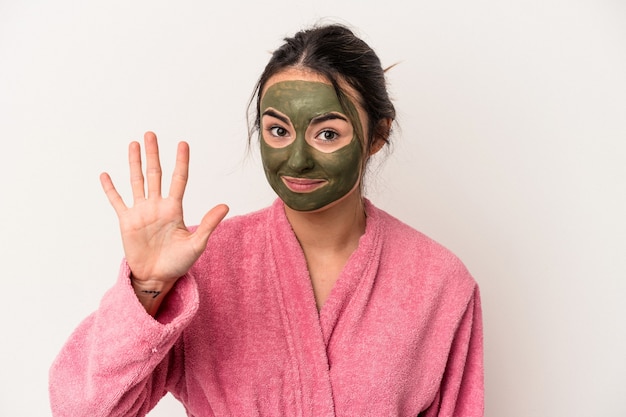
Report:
192,204,230,248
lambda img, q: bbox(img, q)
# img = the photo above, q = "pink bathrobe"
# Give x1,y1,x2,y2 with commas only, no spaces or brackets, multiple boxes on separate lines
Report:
49,199,483,416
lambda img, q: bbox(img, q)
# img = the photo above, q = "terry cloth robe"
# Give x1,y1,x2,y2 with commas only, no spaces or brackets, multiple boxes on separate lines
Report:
49,199,483,417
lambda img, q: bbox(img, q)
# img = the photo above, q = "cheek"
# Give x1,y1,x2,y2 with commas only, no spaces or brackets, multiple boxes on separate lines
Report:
316,140,362,181
260,143,286,172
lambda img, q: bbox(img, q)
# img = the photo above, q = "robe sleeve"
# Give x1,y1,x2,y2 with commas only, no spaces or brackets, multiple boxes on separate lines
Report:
423,286,484,417
49,261,199,417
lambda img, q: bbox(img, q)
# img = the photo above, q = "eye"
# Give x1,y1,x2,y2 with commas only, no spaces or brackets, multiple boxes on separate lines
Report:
317,129,339,142
269,126,289,137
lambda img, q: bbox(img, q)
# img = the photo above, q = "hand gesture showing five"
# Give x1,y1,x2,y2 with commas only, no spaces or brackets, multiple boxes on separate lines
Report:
99,131,229,314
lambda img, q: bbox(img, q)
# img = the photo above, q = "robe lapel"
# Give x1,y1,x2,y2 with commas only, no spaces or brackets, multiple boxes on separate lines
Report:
265,200,336,416
264,199,384,415
318,200,383,351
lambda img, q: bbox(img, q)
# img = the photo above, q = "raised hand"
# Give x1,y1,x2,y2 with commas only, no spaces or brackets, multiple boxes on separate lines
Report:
100,132,229,314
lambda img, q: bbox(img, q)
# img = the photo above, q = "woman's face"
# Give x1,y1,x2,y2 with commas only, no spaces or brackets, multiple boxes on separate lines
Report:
259,68,369,212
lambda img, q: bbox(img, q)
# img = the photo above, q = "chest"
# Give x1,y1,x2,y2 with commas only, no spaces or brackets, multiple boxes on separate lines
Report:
181,258,442,417
305,249,352,310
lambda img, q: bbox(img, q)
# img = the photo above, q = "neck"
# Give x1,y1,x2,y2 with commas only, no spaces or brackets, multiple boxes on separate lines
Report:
283,190,367,253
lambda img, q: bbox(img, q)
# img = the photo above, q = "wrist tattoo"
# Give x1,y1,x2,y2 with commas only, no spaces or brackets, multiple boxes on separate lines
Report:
141,290,162,299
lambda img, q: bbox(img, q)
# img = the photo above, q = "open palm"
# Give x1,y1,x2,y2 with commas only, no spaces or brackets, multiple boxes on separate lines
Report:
100,131,229,286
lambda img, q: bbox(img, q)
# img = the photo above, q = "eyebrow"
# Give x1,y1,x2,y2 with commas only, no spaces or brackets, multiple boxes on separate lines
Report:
262,109,349,125
262,109,290,125
310,112,349,124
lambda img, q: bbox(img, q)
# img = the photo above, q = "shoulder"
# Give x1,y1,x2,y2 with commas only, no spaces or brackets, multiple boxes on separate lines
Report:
368,202,455,258
368,202,477,291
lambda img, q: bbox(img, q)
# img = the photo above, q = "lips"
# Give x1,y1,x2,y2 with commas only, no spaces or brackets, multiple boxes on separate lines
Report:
281,176,328,193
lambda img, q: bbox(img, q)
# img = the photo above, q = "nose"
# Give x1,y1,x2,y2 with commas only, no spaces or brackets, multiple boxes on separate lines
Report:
286,135,314,172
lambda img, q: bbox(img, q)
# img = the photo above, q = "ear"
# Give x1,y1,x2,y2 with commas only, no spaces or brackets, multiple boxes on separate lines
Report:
369,137,386,156
369,118,393,155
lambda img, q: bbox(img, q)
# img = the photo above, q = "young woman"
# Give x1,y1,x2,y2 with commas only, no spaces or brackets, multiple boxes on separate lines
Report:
50,24,483,416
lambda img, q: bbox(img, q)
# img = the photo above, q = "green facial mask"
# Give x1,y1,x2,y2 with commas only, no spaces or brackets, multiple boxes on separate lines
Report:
260,80,363,211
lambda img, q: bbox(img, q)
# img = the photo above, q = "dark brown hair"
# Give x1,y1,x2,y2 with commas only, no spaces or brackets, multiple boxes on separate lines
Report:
248,24,396,153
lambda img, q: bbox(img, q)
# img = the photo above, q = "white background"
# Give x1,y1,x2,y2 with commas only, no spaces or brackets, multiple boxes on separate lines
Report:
1,1,625,416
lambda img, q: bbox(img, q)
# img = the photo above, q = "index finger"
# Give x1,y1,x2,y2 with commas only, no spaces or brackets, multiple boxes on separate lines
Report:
168,141,190,200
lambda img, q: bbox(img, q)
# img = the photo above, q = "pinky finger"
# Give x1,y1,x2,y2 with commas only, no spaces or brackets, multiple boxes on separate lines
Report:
100,172,128,215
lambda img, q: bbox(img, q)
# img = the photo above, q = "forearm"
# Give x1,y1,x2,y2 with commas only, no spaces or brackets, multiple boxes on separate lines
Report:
424,287,484,417
50,265,199,416
130,275,176,317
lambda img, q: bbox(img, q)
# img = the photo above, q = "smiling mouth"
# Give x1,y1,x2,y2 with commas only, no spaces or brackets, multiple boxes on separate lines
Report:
281,176,328,193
